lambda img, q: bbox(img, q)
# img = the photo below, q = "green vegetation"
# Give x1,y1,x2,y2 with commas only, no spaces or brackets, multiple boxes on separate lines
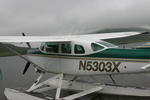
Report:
0,43,28,57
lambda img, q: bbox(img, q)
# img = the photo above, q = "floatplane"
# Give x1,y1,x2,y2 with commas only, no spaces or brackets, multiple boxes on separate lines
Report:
1,32,150,100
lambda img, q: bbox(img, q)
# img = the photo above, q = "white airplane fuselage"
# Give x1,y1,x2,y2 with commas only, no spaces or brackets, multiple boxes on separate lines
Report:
25,40,150,75
26,55,149,75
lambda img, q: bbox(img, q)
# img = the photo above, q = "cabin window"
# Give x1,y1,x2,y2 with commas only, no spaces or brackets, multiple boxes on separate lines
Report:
40,42,59,53
91,43,104,51
45,42,59,53
61,43,71,54
74,44,85,54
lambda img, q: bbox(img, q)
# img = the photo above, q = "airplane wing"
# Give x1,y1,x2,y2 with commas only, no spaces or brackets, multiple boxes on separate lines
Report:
0,32,145,43
103,32,150,45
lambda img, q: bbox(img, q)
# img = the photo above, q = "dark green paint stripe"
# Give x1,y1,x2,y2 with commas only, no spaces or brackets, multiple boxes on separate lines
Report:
26,54,150,63
27,48,150,63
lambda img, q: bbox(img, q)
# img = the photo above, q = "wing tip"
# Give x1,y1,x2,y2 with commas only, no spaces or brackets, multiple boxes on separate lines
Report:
141,32,149,34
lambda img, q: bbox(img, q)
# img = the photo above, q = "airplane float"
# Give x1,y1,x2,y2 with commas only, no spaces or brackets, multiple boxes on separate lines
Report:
1,32,150,100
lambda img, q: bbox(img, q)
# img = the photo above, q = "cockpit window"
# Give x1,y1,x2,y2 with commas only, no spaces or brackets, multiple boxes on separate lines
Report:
91,43,104,51
74,44,85,54
97,41,116,47
61,43,71,54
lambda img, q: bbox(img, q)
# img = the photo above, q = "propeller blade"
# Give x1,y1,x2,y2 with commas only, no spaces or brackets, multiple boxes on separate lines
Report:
22,32,26,36
23,62,31,75
26,42,31,49
22,32,31,48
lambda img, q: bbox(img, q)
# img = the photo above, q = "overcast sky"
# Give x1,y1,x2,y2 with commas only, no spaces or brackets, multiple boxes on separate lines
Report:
0,0,150,35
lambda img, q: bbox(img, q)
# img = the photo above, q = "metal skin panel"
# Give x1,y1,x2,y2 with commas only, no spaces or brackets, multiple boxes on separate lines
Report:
26,55,149,75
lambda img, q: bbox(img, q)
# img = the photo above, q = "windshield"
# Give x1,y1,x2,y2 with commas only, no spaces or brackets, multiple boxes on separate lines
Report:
91,43,104,51
97,41,116,47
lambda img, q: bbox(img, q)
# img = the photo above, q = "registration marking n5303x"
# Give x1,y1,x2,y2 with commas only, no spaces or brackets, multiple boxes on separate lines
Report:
79,60,121,72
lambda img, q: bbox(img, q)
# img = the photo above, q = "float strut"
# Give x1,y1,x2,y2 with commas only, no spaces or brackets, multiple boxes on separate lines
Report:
27,72,44,92
109,75,116,85
55,74,63,100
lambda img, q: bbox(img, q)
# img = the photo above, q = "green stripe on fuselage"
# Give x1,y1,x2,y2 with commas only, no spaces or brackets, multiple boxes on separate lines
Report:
27,48,150,62
86,48,150,59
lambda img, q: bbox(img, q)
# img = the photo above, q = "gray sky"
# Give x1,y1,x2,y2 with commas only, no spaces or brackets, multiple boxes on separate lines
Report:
0,0,150,35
